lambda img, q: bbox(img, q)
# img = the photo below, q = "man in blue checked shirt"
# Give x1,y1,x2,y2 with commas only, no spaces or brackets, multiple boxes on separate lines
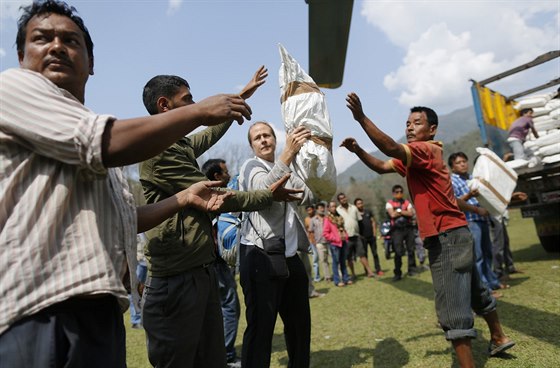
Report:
448,152,509,296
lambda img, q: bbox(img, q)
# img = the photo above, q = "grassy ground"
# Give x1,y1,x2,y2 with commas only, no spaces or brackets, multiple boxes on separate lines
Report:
125,209,560,367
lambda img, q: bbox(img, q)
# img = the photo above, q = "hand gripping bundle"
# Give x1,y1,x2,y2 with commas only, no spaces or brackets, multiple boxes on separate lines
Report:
278,44,337,201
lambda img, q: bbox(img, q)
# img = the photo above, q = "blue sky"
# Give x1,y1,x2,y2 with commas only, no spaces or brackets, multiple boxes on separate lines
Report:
1,0,558,174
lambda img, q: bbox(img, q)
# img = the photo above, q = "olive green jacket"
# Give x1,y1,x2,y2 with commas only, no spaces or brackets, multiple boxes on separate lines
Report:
140,122,272,276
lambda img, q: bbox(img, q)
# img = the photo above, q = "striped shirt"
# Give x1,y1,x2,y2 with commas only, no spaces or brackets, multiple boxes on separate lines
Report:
0,68,137,335
450,172,485,222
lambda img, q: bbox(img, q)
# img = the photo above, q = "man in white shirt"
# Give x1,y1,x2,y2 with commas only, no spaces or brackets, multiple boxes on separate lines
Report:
337,193,376,279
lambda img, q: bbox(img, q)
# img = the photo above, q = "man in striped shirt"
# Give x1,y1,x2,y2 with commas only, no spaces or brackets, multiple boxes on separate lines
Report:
0,1,254,367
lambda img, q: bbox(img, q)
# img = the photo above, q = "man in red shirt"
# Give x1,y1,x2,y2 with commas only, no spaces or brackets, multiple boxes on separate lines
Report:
340,92,514,367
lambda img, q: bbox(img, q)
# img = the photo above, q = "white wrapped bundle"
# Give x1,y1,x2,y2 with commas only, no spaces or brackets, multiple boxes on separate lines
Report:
470,147,518,216
550,108,560,119
514,93,552,110
532,106,553,117
545,99,560,110
278,44,337,200
505,159,529,170
536,142,560,157
533,114,554,124
535,120,560,133
527,130,560,148
542,153,560,164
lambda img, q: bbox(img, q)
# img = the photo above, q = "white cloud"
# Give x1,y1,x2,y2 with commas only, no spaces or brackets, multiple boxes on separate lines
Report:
167,0,183,16
361,1,560,112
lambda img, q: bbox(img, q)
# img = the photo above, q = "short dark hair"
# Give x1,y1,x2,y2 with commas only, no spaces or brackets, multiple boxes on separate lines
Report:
448,152,468,167
354,197,363,205
410,106,438,127
17,1,94,61
519,108,533,116
247,121,276,146
305,205,315,210
201,158,226,181
337,192,346,200
316,202,326,209
392,185,403,193
143,75,190,115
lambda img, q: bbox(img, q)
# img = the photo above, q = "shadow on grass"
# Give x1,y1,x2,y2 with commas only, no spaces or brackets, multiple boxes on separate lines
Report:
371,337,409,368
511,243,560,263
270,333,375,368
384,276,560,346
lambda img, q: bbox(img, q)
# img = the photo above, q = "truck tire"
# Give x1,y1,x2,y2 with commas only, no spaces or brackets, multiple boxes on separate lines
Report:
539,235,560,253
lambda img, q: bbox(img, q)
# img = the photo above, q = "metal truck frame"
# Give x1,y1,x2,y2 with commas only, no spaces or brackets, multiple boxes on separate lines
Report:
470,50,560,252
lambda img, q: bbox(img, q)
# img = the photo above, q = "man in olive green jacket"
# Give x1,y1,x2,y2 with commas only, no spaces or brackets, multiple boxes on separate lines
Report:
139,68,300,368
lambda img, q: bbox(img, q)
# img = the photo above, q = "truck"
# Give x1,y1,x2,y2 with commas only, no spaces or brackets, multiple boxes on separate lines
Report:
470,50,560,252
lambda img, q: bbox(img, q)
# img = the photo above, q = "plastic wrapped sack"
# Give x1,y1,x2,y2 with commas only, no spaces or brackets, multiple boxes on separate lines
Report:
514,93,552,110
536,142,560,157
505,159,529,170
278,44,336,200
542,153,560,164
469,147,518,216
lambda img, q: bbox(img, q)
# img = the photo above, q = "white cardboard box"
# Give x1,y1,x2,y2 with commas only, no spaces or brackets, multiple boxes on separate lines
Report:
469,147,518,216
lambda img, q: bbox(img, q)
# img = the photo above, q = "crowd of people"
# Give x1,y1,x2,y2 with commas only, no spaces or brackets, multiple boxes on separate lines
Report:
0,1,521,368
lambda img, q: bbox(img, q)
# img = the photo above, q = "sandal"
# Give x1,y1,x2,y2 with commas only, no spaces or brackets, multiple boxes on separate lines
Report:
489,340,515,356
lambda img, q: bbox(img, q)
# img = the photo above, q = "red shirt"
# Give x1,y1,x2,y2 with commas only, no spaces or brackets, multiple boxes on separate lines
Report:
389,141,467,239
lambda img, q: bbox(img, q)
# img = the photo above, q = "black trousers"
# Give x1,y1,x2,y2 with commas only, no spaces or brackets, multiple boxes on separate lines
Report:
143,266,226,368
240,244,311,368
0,296,125,368
392,226,417,276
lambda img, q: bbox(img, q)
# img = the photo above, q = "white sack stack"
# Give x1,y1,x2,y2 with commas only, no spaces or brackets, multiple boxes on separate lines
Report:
278,44,337,200
469,147,518,216
505,92,560,170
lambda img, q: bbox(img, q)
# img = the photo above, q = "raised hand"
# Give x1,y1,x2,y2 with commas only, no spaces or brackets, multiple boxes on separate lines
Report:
240,65,268,100
340,137,360,153
196,94,252,126
181,180,235,211
346,92,366,123
278,126,311,166
285,126,311,155
268,173,304,202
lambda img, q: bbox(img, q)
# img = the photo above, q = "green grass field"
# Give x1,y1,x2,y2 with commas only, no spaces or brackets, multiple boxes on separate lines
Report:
125,209,560,367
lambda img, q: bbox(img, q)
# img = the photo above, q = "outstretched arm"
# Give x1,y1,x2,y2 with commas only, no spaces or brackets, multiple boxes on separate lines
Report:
530,125,539,139
240,65,268,100
102,94,252,167
136,180,234,233
340,137,394,174
346,92,408,163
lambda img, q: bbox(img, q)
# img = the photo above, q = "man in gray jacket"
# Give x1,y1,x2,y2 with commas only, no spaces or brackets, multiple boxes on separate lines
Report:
239,121,315,368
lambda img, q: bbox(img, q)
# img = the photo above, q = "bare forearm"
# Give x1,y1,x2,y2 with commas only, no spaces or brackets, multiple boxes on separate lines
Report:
401,209,414,217
456,198,478,214
102,105,207,167
355,146,394,174
358,116,407,162
136,192,188,233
